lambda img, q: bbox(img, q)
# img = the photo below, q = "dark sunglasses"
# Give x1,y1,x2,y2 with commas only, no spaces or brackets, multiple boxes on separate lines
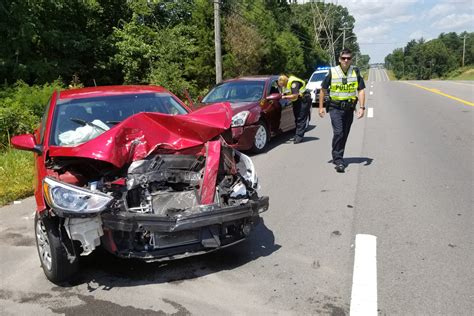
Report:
340,56,352,61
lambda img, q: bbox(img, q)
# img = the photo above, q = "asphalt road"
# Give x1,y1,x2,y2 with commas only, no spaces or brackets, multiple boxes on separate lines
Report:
1,68,473,315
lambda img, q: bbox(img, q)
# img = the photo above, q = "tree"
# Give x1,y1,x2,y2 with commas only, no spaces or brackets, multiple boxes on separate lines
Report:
0,0,130,86
223,13,264,77
274,31,305,76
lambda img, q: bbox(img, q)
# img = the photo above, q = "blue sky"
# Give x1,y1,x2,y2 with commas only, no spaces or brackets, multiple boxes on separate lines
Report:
299,0,474,63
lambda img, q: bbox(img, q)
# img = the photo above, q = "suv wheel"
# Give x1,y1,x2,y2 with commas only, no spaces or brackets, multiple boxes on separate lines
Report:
251,121,269,154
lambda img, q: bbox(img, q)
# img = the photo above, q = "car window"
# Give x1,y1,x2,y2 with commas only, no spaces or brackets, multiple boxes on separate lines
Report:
50,92,188,146
267,80,280,96
202,81,265,103
309,72,329,82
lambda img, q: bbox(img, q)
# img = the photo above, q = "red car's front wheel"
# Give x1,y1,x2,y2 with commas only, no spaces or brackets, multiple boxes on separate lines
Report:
34,213,79,284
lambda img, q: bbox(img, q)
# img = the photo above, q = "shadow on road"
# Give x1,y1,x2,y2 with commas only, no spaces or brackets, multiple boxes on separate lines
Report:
327,157,374,166
63,219,279,290
248,124,319,155
344,157,373,166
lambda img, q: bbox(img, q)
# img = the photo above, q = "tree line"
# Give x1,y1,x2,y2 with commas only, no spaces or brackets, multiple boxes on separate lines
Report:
0,0,369,96
0,0,370,148
384,32,473,80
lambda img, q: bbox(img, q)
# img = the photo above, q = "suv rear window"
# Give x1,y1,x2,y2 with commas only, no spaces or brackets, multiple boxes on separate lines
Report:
309,71,329,82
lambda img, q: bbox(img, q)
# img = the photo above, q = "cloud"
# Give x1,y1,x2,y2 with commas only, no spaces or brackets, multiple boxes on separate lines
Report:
409,30,424,40
426,3,455,19
336,0,419,24
357,24,391,43
432,13,474,30
388,15,416,23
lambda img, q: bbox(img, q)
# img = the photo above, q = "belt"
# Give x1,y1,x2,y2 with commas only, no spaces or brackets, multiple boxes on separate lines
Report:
329,100,355,110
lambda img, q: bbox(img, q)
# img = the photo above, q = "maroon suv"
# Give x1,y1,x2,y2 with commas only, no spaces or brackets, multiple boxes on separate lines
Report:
201,76,311,153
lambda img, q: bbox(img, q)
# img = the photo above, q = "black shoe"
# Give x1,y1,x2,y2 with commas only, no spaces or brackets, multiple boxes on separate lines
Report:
294,137,303,144
335,164,345,173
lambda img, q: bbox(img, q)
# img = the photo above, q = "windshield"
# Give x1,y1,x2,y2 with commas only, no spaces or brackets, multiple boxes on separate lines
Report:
202,81,265,103
309,72,329,82
51,92,189,146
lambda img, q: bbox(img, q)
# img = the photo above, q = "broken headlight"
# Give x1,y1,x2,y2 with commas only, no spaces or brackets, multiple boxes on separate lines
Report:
43,177,113,215
231,111,249,127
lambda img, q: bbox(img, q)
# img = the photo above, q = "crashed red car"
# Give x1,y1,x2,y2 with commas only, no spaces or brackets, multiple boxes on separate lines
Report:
11,85,269,284
200,76,311,153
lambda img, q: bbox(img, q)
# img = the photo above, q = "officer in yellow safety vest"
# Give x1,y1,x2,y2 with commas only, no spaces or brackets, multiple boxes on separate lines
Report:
318,48,366,173
278,75,311,144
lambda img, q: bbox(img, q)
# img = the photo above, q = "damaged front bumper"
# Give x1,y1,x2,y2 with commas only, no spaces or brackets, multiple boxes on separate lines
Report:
64,196,269,262
101,196,269,232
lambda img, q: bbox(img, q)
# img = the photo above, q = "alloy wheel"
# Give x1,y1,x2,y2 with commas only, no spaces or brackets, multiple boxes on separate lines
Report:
36,219,53,271
254,125,267,150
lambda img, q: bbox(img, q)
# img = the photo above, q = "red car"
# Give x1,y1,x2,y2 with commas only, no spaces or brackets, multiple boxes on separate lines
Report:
11,85,269,284
201,76,311,153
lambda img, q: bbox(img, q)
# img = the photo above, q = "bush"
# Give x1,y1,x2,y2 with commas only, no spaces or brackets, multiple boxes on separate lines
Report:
0,80,63,149
0,148,35,206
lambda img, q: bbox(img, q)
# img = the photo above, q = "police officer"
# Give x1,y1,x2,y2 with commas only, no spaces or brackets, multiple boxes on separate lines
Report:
278,75,311,144
318,48,366,172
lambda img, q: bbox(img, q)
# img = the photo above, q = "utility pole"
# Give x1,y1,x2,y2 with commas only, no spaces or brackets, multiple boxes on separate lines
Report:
339,26,350,49
214,0,222,84
462,34,466,67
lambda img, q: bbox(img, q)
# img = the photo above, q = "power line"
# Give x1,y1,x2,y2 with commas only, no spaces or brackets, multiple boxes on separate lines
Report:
358,42,406,45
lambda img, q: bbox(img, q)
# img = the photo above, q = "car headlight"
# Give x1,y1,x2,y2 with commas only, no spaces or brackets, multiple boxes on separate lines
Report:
43,177,113,215
231,111,250,127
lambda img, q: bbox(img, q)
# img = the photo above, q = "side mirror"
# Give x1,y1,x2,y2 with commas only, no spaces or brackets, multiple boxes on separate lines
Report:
266,93,282,101
11,134,43,154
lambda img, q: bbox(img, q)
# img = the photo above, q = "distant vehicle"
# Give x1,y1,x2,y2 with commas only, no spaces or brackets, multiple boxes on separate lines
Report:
201,76,311,154
307,67,330,106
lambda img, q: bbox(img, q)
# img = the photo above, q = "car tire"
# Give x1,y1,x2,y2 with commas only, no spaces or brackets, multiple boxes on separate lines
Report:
35,213,79,284
250,121,269,154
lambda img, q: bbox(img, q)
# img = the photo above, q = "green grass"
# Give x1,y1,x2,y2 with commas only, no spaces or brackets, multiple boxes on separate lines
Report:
0,148,35,206
386,69,397,81
362,70,369,81
447,66,474,80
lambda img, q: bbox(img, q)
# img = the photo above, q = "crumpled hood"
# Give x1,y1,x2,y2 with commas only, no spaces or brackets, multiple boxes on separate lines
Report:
48,103,232,168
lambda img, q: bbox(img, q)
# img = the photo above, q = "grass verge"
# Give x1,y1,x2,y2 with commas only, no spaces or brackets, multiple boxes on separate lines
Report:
386,69,397,81
0,148,35,206
447,66,474,80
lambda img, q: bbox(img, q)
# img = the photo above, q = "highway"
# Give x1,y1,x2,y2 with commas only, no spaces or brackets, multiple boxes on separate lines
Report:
1,68,473,315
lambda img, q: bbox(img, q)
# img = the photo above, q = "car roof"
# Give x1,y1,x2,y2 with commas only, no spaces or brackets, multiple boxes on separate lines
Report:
223,76,278,83
313,69,329,73
59,85,170,100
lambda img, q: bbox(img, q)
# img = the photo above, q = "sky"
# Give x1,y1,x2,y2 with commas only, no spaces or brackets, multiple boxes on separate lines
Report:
298,0,474,63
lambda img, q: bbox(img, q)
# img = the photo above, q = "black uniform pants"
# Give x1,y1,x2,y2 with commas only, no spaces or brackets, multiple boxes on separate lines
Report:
293,95,310,138
329,107,354,164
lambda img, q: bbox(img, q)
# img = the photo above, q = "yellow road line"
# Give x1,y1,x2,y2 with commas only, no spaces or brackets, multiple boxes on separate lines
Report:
430,81,474,87
404,82,474,106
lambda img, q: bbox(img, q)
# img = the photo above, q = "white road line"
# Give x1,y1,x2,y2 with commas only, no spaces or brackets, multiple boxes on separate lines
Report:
350,234,378,316
367,108,374,118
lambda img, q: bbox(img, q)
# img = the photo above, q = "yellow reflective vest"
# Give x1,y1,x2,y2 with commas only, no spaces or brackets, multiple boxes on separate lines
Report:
283,76,306,102
330,66,358,102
